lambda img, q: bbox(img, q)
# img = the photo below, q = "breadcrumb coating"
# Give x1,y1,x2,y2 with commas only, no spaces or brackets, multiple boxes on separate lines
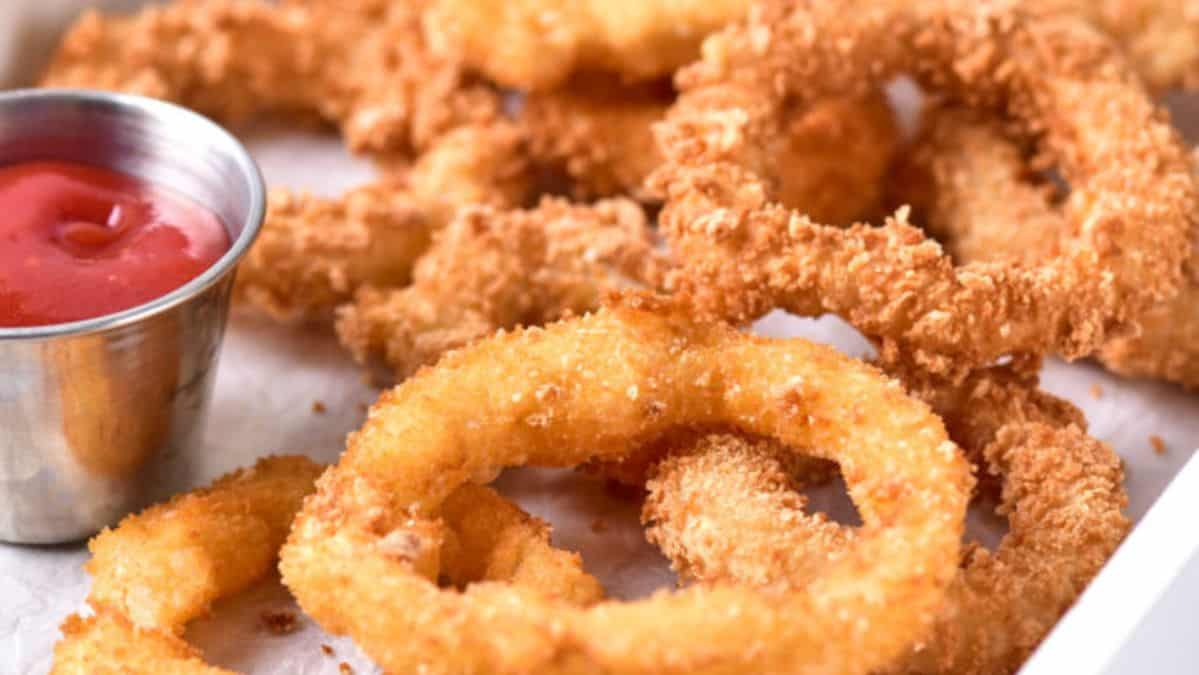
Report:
425,0,752,90
54,611,231,675
84,456,323,632
53,457,601,673
282,300,973,674
645,366,1128,675
334,198,667,378
1038,0,1199,92
523,76,899,224
234,183,432,323
234,120,536,323
653,0,1196,376
893,104,1199,389
42,0,500,153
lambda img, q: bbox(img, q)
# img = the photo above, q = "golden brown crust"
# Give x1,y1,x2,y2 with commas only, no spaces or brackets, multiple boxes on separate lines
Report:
893,104,1199,389
522,77,673,202
235,120,537,323
334,197,667,378
234,183,432,323
523,77,898,224
644,367,1129,675
54,455,601,673
282,302,973,674
53,611,230,675
1036,0,1199,92
424,0,753,90
653,0,1196,376
42,0,500,153
85,456,324,631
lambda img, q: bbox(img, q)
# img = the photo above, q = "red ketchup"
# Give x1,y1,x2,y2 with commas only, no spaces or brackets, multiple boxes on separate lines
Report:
0,160,230,328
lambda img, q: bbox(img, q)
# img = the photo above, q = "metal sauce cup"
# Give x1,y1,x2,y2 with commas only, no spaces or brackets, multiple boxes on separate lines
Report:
0,89,265,543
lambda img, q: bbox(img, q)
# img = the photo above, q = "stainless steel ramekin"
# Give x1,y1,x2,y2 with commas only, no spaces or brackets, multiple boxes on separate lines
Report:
0,89,265,543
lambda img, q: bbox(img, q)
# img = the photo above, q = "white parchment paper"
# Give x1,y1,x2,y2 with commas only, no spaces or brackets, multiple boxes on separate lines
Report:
3,114,1199,674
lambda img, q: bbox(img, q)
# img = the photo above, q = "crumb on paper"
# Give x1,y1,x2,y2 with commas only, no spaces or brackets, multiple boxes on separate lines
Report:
312,400,327,414
1150,435,1167,455
339,663,354,674
260,609,298,635
321,644,335,657
590,518,608,533
1089,383,1103,399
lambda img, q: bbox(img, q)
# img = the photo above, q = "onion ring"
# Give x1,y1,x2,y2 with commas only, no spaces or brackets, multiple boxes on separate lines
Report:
894,103,1199,390
333,197,667,378
522,76,898,224
280,297,973,674
425,0,752,91
234,123,533,323
43,0,500,154
644,365,1129,675
1037,0,1199,92
652,0,1196,375
52,458,600,674
45,2,537,325
82,456,323,632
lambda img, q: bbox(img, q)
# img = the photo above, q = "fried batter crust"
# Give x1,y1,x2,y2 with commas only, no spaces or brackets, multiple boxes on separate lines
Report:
645,366,1128,675
653,0,1196,376
334,198,667,378
893,104,1199,389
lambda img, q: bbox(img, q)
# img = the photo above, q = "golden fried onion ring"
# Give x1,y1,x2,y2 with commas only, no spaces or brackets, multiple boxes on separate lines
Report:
892,103,1199,390
644,366,1129,674
652,0,1196,375
280,299,973,674
52,458,600,674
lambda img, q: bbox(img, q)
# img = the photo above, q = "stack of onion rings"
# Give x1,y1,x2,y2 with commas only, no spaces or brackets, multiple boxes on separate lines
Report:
52,458,601,674
652,0,1196,375
893,102,1199,390
644,364,1129,675
279,298,973,674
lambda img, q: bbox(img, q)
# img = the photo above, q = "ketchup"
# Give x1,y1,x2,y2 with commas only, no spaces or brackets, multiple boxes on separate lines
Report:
0,160,230,328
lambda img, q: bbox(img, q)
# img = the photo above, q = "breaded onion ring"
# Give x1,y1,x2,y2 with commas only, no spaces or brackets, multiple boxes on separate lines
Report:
334,197,667,378
425,0,752,91
233,182,432,323
234,122,533,323
644,433,850,589
644,367,1129,675
1037,0,1199,92
43,0,500,154
45,3,541,325
893,104,1199,390
522,77,898,223
52,458,600,674
653,0,1196,375
280,299,973,675
83,456,323,632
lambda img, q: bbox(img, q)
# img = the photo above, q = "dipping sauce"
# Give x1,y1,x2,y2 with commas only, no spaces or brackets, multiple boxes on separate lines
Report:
0,160,230,327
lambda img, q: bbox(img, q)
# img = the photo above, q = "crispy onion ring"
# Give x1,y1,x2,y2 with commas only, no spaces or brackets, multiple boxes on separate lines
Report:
45,2,536,324
521,77,898,224
644,366,1129,675
652,0,1196,375
280,299,972,675
52,458,599,674
52,456,322,674
893,103,1199,390
1037,0,1199,92
43,0,500,154
333,197,667,378
425,0,752,91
